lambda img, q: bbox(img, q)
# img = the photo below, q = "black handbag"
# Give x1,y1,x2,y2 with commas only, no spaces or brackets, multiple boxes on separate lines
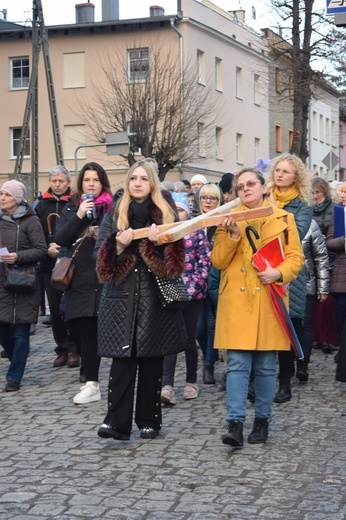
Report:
154,274,191,310
4,265,37,293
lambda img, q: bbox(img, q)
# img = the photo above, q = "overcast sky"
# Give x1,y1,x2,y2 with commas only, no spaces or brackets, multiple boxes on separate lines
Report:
2,0,330,55
2,0,286,32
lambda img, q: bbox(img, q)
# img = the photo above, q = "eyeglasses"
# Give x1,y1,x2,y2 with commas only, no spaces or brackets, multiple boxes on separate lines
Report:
236,180,261,192
200,196,219,202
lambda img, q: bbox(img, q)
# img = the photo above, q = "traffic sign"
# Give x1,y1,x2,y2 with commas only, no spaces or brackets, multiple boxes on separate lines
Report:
326,0,346,15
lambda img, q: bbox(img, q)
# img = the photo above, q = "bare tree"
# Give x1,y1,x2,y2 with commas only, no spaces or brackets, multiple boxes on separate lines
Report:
323,27,346,103
266,0,337,163
78,37,222,180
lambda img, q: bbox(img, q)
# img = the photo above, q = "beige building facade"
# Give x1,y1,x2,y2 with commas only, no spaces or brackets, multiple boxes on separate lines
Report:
0,0,272,199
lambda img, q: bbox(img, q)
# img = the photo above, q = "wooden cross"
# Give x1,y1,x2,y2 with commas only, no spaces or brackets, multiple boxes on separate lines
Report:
132,199,273,243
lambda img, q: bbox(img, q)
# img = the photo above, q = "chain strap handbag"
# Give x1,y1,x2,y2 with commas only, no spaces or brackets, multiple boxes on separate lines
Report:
154,274,191,310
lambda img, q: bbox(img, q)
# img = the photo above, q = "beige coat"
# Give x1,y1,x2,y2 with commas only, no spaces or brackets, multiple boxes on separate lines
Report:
211,207,304,351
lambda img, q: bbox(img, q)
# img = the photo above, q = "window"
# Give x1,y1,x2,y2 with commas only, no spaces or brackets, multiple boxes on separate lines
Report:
236,133,243,164
10,57,29,89
10,128,30,158
63,53,85,88
215,57,222,91
236,67,243,99
312,111,318,140
289,74,294,100
289,129,294,152
254,74,260,105
197,122,206,155
216,127,223,158
128,48,149,83
326,118,330,145
275,67,281,93
319,115,324,142
332,120,336,147
275,125,282,153
197,50,205,84
254,138,260,163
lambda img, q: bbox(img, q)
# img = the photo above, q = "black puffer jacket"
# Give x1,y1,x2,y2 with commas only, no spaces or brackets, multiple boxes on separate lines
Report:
95,196,189,359
0,204,47,324
313,197,335,236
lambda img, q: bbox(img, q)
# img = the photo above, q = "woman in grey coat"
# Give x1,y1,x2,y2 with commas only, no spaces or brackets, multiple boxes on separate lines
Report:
0,180,47,391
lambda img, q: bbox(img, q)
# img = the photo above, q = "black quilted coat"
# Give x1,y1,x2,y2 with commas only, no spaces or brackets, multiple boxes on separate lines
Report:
95,196,189,359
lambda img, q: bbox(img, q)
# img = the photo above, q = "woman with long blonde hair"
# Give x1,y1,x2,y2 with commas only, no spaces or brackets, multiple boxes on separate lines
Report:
94,160,188,441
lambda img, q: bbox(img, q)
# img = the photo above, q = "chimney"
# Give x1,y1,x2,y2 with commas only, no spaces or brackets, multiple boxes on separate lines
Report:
150,5,165,17
75,3,95,23
229,9,245,23
102,0,119,21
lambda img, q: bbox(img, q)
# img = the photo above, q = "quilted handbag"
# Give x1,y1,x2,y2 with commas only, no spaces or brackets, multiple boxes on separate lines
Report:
4,265,37,293
154,275,191,310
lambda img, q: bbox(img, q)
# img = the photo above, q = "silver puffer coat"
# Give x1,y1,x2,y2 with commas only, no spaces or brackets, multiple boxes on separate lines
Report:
302,219,329,296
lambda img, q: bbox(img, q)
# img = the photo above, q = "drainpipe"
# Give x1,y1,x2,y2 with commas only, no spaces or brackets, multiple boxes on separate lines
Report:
170,17,184,180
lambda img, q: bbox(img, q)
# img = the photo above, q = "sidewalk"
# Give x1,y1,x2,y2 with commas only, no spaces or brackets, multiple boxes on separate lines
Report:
1,317,346,520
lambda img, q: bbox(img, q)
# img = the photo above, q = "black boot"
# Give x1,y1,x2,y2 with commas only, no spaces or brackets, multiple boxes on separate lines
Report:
222,420,244,447
274,378,291,403
248,417,269,444
296,359,309,382
203,364,215,385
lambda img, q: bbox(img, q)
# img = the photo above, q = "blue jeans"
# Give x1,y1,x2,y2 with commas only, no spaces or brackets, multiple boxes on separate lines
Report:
226,350,277,422
0,323,31,384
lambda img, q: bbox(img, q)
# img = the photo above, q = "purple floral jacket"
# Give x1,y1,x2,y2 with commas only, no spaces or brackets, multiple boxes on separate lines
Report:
182,228,211,300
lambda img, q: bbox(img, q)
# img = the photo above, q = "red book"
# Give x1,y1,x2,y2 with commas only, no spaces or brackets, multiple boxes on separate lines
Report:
252,237,287,296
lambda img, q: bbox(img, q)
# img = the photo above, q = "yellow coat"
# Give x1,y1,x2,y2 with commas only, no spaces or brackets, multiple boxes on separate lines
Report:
211,207,304,351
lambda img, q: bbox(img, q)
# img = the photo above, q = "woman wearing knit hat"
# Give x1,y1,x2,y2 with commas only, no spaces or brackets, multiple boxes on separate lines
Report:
0,180,47,391
161,192,211,403
190,174,208,193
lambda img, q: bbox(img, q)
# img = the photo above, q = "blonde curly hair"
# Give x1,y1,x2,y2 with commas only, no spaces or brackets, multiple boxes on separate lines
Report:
268,154,310,203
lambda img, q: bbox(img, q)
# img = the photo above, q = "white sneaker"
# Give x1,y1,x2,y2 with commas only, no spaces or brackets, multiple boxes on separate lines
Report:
161,385,176,405
73,382,101,405
183,383,199,400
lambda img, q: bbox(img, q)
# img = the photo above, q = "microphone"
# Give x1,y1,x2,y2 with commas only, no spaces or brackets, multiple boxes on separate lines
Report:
81,192,95,220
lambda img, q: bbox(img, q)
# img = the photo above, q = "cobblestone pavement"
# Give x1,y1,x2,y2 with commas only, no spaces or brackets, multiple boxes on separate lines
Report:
0,317,346,520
